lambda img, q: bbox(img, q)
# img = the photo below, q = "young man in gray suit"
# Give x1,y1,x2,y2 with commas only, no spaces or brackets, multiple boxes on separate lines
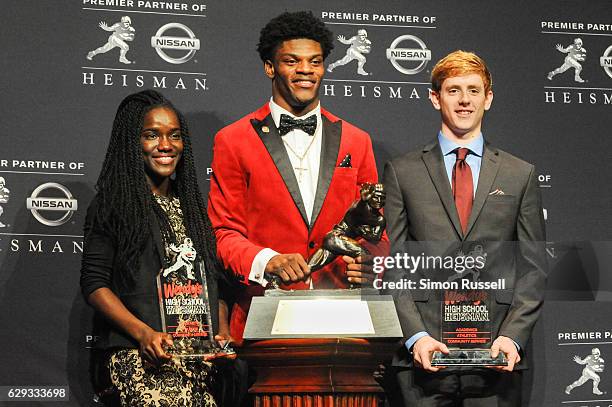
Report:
383,50,546,406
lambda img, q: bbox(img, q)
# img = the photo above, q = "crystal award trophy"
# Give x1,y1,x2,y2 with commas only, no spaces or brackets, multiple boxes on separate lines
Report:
431,247,507,366
157,259,234,360
431,290,507,366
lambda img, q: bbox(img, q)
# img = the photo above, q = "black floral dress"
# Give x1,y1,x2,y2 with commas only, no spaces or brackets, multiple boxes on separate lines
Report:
108,195,216,407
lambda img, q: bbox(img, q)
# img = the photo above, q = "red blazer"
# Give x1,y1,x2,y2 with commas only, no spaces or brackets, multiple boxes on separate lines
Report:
208,103,381,340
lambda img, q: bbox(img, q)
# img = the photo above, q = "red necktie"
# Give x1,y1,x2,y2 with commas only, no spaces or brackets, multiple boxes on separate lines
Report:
452,148,473,234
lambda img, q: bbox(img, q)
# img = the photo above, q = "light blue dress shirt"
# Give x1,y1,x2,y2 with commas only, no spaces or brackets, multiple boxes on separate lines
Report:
404,132,520,353
438,131,483,195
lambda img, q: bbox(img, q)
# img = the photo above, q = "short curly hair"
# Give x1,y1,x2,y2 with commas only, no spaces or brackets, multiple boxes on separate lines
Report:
257,11,334,61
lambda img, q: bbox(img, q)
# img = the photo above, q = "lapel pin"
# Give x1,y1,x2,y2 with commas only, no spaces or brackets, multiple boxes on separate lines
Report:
262,126,270,133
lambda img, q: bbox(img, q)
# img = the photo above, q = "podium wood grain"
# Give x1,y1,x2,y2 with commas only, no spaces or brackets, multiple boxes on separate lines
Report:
240,338,396,407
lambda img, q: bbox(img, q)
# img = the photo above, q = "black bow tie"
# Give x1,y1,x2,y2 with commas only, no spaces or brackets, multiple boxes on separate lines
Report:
278,114,317,136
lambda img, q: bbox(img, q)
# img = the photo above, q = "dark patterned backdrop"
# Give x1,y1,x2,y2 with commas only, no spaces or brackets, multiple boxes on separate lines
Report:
1,1,611,405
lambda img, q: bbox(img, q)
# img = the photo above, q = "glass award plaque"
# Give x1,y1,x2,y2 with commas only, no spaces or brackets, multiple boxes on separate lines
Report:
157,259,234,360
431,288,507,366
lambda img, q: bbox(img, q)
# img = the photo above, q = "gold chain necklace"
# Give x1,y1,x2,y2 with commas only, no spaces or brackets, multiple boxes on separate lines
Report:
282,130,318,183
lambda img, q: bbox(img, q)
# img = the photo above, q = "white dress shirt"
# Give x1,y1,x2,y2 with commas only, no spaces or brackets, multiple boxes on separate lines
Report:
248,99,322,286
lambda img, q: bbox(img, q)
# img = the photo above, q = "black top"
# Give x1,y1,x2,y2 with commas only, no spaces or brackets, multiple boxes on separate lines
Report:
80,196,221,350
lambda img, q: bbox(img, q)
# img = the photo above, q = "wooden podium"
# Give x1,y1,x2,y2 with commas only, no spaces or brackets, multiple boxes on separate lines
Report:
240,290,402,406
240,338,397,407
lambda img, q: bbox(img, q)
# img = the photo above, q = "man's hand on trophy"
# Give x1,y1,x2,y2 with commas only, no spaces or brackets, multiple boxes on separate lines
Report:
342,254,375,284
412,336,449,373
489,336,520,372
265,254,311,283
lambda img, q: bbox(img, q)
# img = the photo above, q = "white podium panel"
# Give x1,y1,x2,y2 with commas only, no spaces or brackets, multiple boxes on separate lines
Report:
243,289,403,340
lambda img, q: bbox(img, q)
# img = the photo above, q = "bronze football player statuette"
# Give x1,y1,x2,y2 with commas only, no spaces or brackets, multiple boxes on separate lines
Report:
308,183,386,271
265,183,385,289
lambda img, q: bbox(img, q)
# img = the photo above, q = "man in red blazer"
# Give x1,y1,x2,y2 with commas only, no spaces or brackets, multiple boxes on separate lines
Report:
208,11,382,340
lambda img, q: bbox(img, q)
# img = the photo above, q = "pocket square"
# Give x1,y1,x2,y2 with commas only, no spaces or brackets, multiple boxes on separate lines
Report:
338,154,352,168
488,188,505,196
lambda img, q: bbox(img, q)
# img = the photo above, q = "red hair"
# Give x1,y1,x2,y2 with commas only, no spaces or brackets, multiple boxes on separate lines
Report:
431,50,492,93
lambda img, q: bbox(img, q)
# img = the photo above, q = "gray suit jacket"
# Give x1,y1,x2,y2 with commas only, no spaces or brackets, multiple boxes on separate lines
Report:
383,140,546,369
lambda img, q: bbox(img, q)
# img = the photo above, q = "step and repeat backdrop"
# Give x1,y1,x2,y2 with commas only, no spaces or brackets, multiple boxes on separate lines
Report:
1,0,612,405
